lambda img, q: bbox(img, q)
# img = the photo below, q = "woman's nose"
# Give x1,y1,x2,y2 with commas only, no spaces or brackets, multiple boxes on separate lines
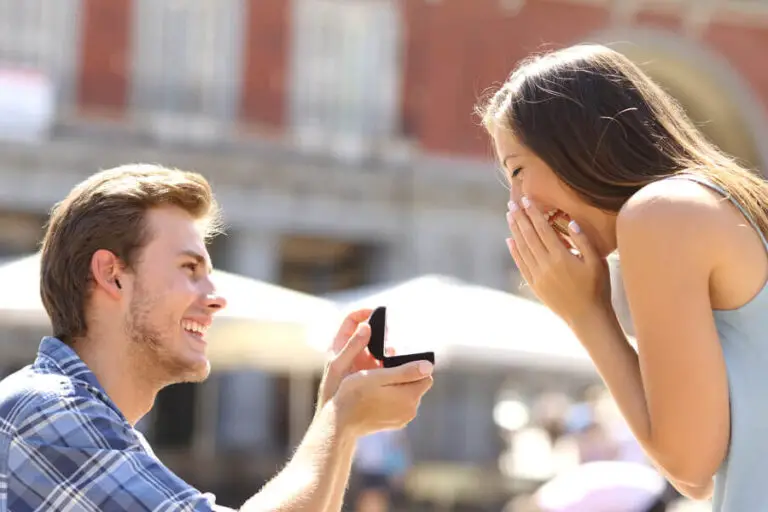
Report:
509,181,523,205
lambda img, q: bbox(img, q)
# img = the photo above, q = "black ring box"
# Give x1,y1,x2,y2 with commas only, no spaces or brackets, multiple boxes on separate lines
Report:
367,306,435,368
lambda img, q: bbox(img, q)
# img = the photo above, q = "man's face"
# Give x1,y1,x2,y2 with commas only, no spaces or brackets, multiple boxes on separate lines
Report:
123,206,226,385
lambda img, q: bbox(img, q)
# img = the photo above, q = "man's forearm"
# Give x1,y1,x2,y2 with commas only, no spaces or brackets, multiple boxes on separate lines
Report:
324,402,357,512
326,443,356,512
241,402,356,512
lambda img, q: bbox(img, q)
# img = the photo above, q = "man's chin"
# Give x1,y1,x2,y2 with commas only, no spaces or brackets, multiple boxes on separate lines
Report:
163,356,211,385
179,360,211,384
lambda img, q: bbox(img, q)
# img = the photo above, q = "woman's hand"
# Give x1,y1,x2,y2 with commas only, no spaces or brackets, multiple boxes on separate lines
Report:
506,196,612,325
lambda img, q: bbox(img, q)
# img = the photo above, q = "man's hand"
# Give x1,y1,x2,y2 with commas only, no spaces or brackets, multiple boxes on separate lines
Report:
333,355,434,436
316,308,392,412
317,308,433,436
242,308,433,512
316,307,434,434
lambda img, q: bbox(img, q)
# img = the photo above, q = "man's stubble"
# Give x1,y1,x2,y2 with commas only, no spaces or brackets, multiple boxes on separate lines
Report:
125,279,210,387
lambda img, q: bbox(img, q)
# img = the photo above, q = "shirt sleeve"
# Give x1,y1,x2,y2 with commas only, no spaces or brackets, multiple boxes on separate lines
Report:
8,390,237,512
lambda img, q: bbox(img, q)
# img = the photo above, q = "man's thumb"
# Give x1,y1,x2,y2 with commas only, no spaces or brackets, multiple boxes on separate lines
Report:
374,360,434,386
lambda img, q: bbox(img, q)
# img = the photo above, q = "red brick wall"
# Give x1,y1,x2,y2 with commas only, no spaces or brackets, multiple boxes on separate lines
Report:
400,0,768,158
705,22,768,108
239,0,290,130
77,0,133,116
70,0,768,155
400,0,609,157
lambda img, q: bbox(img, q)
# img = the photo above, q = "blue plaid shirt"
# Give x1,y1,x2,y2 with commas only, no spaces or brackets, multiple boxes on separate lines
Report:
0,337,233,512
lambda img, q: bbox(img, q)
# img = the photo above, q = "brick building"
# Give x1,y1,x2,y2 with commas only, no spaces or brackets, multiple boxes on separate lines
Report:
2,0,767,285
0,0,766,507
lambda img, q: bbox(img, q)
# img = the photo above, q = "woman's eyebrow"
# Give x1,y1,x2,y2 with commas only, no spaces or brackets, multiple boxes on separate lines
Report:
502,154,518,168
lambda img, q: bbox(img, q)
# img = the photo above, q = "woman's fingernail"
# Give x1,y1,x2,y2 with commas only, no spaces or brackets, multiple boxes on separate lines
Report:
521,196,531,209
508,201,519,213
569,220,581,233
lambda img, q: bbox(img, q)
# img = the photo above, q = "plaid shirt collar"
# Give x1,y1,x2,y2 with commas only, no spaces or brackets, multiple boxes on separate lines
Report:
35,336,129,423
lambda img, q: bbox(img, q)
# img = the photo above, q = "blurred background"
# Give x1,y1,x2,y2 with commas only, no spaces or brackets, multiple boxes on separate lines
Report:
0,0,765,510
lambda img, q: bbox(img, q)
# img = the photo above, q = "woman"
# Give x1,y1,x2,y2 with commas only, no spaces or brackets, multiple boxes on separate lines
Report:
477,44,768,511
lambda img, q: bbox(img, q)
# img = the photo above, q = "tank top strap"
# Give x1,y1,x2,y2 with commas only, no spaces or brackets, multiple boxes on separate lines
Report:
666,173,768,249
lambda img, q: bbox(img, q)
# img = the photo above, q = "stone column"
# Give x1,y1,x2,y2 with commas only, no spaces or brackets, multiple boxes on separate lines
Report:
227,229,281,281
78,0,133,114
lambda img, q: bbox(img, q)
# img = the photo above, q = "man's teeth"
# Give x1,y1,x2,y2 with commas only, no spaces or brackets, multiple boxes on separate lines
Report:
182,320,208,335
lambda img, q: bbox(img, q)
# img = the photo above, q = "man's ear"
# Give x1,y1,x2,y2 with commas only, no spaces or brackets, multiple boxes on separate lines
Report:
90,249,124,300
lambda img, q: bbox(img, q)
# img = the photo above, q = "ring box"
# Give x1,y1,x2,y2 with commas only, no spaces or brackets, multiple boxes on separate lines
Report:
367,306,435,368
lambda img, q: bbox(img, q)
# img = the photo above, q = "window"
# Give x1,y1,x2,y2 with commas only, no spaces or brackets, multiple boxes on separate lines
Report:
216,370,275,451
0,0,79,103
407,371,504,464
131,0,245,124
279,236,375,295
0,211,46,259
289,0,402,148
151,382,197,448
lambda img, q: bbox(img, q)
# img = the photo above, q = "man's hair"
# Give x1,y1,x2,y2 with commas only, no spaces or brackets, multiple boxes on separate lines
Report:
40,164,222,344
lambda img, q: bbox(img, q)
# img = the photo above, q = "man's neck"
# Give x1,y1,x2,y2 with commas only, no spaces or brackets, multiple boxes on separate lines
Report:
72,335,160,425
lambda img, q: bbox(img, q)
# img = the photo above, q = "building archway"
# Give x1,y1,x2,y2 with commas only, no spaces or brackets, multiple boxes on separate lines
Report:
584,27,768,174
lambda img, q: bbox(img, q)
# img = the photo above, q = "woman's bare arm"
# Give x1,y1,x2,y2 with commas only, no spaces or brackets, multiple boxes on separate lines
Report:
568,184,730,494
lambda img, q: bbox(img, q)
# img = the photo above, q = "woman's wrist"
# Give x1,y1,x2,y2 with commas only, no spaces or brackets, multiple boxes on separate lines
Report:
565,301,619,334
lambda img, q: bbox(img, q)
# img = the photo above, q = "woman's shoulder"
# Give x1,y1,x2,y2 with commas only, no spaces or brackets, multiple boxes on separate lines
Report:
620,177,725,226
616,176,768,304
617,177,726,250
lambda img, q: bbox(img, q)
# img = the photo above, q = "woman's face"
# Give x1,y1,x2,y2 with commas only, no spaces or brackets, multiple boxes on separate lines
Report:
490,123,618,257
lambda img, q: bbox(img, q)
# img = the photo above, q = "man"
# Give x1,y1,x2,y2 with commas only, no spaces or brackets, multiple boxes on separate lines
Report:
0,164,434,511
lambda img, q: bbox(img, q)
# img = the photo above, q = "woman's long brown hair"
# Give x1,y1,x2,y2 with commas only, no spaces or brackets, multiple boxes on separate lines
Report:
477,44,768,237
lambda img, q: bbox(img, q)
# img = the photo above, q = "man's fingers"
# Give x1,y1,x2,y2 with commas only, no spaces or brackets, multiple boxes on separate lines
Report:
332,323,371,371
331,308,374,353
366,360,434,386
338,308,374,334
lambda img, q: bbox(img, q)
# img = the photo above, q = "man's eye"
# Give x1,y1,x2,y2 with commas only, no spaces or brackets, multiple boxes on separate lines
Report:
183,263,198,272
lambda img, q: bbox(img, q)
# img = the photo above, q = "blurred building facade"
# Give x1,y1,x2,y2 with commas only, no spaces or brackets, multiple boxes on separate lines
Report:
1,0,767,289
0,0,767,508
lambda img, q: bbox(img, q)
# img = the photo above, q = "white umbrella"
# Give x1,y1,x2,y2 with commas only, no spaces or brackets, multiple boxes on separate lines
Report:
532,461,667,512
323,275,595,373
0,253,334,373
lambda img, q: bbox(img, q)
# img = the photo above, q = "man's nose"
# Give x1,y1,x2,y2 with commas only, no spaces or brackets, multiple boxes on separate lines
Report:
205,292,227,312
202,276,227,312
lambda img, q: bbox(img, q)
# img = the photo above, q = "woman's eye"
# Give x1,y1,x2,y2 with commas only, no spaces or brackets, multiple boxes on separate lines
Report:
510,167,523,179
